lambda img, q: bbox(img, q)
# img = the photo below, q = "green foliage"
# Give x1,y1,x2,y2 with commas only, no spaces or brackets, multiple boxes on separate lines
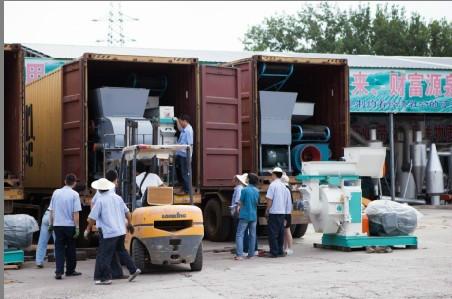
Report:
242,2,452,57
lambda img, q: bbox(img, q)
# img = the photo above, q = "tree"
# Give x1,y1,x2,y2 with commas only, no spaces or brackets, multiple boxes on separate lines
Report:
242,2,452,57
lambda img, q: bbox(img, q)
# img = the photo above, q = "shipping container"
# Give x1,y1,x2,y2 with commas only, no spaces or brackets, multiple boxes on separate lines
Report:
24,69,62,190
4,44,25,212
223,55,350,174
24,53,240,229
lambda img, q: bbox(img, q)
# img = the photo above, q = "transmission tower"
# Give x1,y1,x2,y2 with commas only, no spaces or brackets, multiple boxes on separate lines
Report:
92,1,138,47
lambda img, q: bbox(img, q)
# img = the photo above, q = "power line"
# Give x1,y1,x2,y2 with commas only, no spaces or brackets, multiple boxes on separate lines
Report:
92,1,138,47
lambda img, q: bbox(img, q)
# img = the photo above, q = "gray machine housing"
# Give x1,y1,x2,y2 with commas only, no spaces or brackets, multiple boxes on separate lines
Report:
259,91,297,173
91,87,154,178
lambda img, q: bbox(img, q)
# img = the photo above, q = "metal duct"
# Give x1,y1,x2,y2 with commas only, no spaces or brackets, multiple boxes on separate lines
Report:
291,125,331,143
349,128,369,146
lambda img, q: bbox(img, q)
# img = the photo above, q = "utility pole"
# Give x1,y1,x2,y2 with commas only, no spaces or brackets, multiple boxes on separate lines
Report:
92,1,138,47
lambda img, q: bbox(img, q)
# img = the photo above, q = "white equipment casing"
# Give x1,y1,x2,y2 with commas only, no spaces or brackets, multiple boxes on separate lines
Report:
301,147,386,237
302,181,363,236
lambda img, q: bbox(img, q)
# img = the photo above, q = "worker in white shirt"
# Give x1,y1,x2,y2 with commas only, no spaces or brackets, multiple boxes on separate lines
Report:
281,173,294,256
135,161,164,206
265,167,292,258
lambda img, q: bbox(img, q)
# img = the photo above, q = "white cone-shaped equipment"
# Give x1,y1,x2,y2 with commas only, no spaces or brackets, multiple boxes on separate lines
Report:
410,131,427,194
426,143,444,195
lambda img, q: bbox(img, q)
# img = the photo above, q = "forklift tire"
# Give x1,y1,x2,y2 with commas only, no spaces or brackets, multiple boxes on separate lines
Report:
132,239,150,273
203,200,231,242
190,243,203,271
292,224,308,238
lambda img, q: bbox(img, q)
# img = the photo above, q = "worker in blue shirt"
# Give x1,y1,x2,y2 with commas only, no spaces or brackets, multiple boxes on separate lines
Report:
48,173,82,280
89,170,127,280
86,177,141,285
175,114,194,194
234,173,259,260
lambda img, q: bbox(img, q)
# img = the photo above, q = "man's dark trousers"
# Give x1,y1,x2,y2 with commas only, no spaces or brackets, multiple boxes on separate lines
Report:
267,214,285,257
176,155,190,193
97,235,137,281
54,226,77,275
94,229,124,280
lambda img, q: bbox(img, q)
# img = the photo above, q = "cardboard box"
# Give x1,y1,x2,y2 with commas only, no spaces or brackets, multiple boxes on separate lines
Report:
147,186,174,205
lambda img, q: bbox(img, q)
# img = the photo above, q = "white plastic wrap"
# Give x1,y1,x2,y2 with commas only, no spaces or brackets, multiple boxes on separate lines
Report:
4,214,39,249
365,200,423,236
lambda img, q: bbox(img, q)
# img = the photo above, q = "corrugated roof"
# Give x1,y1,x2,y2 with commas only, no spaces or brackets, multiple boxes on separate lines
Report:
21,43,452,70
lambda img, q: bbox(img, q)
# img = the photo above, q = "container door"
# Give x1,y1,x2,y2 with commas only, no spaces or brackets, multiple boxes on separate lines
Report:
62,60,86,185
235,60,256,173
4,46,24,184
200,65,241,187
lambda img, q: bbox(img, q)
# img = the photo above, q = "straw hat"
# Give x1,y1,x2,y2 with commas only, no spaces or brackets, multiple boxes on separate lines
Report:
235,173,248,186
271,167,283,174
91,178,115,191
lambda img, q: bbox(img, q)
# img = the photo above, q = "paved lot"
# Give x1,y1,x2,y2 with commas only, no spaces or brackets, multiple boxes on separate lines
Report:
4,207,452,299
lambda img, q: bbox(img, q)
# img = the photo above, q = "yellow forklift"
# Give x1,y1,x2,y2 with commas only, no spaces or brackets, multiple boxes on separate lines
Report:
119,144,204,272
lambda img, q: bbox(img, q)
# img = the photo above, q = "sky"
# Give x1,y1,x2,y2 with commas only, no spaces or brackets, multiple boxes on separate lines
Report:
4,1,452,51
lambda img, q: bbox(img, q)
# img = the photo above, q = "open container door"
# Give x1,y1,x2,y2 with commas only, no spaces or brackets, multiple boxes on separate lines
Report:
62,60,86,187
200,65,242,187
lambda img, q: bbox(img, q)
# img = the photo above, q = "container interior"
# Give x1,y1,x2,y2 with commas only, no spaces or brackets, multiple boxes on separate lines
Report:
86,60,197,184
257,61,348,165
4,49,22,181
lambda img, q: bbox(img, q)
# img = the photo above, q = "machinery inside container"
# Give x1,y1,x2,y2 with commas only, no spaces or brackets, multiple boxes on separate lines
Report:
85,60,197,184
256,62,347,174
4,49,22,181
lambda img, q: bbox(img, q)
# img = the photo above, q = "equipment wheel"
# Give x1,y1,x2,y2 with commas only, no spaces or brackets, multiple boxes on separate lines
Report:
203,199,231,242
292,224,308,238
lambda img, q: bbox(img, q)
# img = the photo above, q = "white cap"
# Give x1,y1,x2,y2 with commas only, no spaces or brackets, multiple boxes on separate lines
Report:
271,167,283,174
91,178,115,191
235,173,248,186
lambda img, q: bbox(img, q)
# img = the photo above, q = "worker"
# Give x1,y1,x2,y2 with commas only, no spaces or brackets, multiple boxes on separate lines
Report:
136,161,164,206
35,205,55,268
175,114,193,195
85,177,141,285
281,173,294,256
234,173,259,260
48,173,82,279
89,170,127,280
230,173,248,235
265,167,292,258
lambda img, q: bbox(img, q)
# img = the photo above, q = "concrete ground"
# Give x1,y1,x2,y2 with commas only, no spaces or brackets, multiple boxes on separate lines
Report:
4,207,452,299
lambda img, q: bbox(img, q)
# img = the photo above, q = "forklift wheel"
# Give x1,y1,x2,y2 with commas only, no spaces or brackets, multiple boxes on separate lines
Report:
132,239,150,273
190,243,203,271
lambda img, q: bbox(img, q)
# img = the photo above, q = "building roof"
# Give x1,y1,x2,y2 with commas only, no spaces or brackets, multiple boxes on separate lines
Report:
21,43,452,70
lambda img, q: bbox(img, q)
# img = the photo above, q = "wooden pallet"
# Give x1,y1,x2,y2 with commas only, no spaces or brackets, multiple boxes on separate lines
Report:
4,264,21,270
314,242,418,252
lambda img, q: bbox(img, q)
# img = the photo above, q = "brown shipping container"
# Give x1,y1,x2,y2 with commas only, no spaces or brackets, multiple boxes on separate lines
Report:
223,55,350,173
24,69,62,190
25,53,241,197
4,44,25,203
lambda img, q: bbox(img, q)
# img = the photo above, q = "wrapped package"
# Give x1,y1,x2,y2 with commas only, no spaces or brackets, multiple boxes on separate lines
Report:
4,214,39,249
365,200,422,236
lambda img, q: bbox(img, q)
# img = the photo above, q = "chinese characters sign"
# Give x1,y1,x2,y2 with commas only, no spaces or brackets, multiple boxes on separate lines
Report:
350,68,452,113
25,58,69,84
